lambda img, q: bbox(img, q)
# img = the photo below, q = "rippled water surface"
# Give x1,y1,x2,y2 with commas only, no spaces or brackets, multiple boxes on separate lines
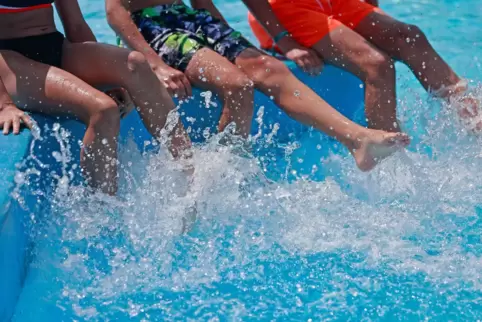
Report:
11,0,482,320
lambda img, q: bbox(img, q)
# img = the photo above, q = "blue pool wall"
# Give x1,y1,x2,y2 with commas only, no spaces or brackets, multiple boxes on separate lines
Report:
0,39,364,322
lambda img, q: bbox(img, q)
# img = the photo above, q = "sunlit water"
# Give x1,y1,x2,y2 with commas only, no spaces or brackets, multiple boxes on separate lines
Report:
11,0,482,320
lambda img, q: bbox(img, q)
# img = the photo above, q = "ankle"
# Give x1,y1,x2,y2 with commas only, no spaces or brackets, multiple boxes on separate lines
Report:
432,79,468,98
339,129,369,152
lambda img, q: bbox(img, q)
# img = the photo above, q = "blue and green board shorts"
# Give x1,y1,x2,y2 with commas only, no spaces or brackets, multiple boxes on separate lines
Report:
118,4,254,72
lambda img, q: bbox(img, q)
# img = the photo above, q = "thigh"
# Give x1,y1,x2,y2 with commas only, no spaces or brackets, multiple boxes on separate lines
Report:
0,50,113,123
184,47,251,92
154,31,205,72
210,31,255,66
354,12,415,55
193,9,256,63
331,0,383,29
311,24,388,78
60,41,139,89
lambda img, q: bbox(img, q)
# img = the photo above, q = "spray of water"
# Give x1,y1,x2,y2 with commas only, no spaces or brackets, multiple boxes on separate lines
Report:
11,83,482,320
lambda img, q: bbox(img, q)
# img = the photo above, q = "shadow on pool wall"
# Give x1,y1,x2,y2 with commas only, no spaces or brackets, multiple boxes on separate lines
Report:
0,63,363,320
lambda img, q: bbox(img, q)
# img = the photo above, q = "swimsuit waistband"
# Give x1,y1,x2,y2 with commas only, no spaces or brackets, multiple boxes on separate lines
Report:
0,3,52,13
132,3,187,16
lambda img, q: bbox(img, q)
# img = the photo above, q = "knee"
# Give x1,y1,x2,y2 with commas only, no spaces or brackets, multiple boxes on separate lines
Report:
246,56,291,86
126,50,149,73
222,72,255,98
393,23,428,50
89,98,121,135
361,50,395,82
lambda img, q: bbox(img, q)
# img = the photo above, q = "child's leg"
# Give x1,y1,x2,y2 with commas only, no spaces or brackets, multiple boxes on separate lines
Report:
235,48,410,171
183,48,255,138
0,50,121,195
354,12,463,98
248,1,399,132
309,25,398,132
61,42,192,159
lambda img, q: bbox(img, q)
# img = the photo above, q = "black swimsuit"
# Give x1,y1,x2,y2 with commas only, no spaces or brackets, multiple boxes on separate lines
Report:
0,0,65,67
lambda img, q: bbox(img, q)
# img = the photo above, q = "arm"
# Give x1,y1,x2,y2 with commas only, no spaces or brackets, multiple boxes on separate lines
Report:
242,0,303,53
105,0,167,67
242,0,288,45
190,0,227,24
242,0,323,74
54,0,96,42
105,0,192,98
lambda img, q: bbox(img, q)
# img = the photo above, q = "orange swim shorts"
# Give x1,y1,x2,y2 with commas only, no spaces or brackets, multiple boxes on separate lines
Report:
248,0,382,49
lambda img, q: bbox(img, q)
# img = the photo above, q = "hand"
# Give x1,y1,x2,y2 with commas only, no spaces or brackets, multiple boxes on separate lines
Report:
0,102,33,135
277,37,324,75
151,63,192,100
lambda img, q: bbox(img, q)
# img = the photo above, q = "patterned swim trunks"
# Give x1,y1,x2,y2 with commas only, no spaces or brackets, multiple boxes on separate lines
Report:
122,4,254,72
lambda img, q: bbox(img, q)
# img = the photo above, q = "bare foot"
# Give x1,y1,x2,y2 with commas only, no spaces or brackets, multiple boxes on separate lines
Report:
218,134,253,158
453,96,482,132
351,131,410,172
105,88,135,119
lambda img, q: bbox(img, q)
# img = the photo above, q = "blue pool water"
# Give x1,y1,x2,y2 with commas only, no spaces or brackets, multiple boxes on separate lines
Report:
6,0,482,320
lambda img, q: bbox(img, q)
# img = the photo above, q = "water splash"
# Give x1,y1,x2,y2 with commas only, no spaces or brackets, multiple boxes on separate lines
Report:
10,83,482,320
